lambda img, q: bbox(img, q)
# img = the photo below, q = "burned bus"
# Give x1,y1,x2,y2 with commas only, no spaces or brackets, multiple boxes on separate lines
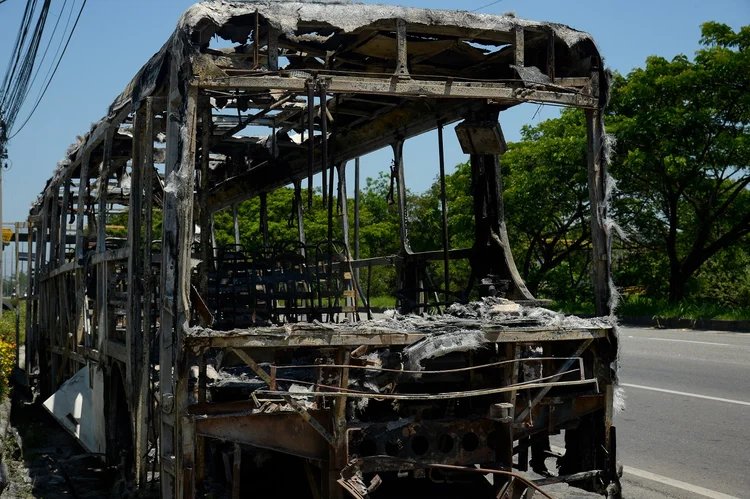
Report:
25,2,621,498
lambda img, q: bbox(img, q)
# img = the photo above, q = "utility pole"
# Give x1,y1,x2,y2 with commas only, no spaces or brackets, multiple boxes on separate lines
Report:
0,119,6,319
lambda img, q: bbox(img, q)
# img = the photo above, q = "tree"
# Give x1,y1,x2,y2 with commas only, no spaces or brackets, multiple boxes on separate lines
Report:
501,110,593,300
609,22,750,302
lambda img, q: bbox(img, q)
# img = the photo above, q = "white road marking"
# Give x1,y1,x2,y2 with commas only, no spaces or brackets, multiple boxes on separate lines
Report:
621,383,750,407
549,445,739,499
622,466,740,499
626,336,730,346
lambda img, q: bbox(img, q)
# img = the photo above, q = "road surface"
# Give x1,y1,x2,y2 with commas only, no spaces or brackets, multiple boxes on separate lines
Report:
545,325,750,499
617,326,750,498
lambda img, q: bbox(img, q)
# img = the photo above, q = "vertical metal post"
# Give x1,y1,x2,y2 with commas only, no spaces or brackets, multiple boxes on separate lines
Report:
337,163,357,320
328,348,350,499
437,124,450,298
199,100,213,300
337,163,350,248
327,162,335,243
75,156,90,263
586,106,611,316
232,204,240,246
25,220,33,374
253,10,260,69
320,83,328,208
97,127,114,355
49,187,59,271
514,26,524,68
395,19,409,77
48,186,60,386
393,139,416,314
75,153,90,349
140,97,155,490
130,106,149,489
267,27,279,71
127,111,145,396
259,193,268,246
306,80,315,209
14,222,20,365
211,214,218,263
294,181,306,249
232,442,242,499
353,157,360,283
59,180,71,266
160,57,195,499
175,84,200,499
37,202,49,392
546,28,555,82
392,140,410,253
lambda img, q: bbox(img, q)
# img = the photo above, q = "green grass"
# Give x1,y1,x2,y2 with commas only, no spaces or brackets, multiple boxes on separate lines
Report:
553,296,750,321
357,293,750,321
617,296,750,321
550,301,596,316
361,295,397,310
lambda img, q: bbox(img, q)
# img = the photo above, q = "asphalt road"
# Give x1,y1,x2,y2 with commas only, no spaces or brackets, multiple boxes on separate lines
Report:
615,326,750,498
545,326,750,499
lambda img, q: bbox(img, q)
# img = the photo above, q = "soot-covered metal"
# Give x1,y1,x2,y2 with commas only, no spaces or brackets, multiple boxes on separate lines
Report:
25,2,621,498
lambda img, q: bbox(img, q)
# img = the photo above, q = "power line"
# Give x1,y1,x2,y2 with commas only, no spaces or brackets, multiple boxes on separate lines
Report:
10,0,86,139
472,0,507,13
4,0,52,129
1,0,40,107
1,0,52,133
26,0,72,104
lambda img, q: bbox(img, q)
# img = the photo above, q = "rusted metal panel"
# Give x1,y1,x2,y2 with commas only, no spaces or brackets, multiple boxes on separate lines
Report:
348,418,496,470
455,122,507,155
194,411,330,461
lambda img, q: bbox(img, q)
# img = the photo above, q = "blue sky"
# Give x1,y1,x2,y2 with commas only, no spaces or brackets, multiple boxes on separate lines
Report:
0,0,748,226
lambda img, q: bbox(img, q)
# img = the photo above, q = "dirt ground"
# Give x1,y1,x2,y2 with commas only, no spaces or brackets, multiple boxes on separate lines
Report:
2,388,133,499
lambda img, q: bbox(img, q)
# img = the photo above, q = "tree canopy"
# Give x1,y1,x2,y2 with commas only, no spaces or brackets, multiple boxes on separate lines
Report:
609,22,750,302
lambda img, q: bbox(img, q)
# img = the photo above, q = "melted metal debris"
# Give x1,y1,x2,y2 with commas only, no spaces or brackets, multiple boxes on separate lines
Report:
188,298,614,338
180,1,595,47
403,330,486,372
510,64,551,86
201,299,614,409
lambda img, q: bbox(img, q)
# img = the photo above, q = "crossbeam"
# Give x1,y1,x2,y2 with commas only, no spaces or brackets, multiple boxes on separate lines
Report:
196,75,597,108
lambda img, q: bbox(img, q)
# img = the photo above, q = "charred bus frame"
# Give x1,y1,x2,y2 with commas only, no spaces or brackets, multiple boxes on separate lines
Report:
26,3,620,498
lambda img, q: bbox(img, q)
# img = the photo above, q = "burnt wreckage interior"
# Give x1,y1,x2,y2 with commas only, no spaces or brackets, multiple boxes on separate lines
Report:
25,2,621,498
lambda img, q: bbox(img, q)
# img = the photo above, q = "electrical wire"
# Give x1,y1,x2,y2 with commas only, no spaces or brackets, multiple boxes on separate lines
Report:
1,0,40,108
0,0,53,141
472,0,507,12
2,0,52,132
4,1,52,125
25,0,72,105
9,0,87,139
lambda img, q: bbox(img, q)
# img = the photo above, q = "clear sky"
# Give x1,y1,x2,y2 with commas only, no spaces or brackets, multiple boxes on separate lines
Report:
0,0,748,227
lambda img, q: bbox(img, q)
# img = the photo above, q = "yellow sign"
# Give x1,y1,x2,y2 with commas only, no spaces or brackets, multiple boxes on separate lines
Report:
1,228,12,244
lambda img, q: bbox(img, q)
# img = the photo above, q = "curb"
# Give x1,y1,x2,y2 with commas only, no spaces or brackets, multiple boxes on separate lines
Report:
619,315,750,333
